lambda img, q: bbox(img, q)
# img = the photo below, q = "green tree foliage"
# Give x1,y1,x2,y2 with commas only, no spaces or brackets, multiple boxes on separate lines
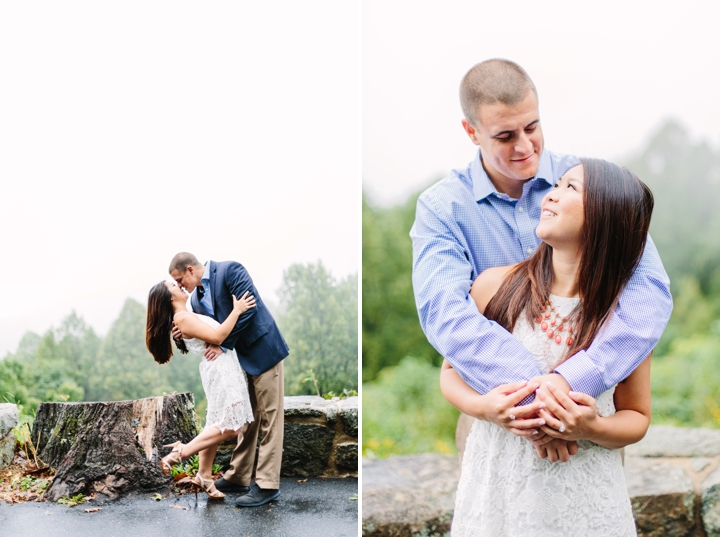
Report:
362,191,440,382
363,357,458,457
277,262,358,396
0,300,204,420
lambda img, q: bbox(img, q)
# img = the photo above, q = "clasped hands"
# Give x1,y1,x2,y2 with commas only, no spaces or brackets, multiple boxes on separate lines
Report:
481,373,598,462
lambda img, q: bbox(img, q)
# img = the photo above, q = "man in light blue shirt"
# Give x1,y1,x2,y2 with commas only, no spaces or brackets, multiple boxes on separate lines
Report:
411,59,672,460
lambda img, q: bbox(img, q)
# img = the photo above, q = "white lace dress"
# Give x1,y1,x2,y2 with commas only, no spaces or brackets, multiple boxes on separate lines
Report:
182,314,254,432
452,295,636,537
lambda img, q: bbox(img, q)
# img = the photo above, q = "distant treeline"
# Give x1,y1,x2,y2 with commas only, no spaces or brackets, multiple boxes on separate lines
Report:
1,262,358,423
363,120,720,457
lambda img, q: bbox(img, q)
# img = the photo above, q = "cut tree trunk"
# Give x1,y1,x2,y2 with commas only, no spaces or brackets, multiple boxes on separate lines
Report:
32,393,200,501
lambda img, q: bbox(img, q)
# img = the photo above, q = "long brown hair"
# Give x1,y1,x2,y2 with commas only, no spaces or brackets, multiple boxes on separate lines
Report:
484,158,654,359
146,281,188,364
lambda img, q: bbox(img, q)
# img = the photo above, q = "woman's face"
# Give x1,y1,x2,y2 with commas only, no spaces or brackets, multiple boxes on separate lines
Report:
535,164,585,247
165,281,187,302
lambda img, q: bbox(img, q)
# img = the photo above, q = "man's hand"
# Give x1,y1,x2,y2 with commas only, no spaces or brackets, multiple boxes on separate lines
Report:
171,323,183,341
204,343,223,361
534,438,579,462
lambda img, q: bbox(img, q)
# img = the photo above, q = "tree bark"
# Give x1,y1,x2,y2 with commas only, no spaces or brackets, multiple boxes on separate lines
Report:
32,393,200,501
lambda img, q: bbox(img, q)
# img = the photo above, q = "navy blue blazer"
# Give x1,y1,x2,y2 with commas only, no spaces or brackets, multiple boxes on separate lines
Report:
190,260,289,376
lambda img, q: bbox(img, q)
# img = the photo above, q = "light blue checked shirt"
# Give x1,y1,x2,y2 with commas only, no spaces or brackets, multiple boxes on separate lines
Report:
410,149,673,398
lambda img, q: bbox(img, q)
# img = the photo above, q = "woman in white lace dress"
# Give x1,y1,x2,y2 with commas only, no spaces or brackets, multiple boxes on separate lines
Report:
146,281,255,499
443,159,656,536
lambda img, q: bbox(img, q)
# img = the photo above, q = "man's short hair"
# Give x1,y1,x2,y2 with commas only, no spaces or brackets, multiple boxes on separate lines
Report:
169,252,200,274
459,59,537,126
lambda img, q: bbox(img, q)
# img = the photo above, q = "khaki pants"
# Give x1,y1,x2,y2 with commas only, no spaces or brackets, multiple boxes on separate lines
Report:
222,361,284,489
456,412,474,468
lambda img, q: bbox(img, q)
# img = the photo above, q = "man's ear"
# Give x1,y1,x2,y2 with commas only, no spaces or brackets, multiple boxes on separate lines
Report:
186,266,195,276
461,118,481,146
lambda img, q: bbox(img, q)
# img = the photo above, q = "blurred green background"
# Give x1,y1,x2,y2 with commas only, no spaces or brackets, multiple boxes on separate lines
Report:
363,120,720,458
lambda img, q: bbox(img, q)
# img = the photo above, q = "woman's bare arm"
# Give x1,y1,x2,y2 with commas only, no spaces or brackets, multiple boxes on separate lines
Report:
174,292,255,345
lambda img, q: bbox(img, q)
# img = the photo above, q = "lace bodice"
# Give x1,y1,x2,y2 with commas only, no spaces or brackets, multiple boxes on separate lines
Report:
451,295,635,536
511,295,616,417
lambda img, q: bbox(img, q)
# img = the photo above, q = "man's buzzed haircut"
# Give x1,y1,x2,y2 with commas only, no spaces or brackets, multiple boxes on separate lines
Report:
460,59,537,126
169,252,200,274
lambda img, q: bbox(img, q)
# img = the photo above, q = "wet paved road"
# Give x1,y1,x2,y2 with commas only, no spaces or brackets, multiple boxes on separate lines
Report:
0,477,358,537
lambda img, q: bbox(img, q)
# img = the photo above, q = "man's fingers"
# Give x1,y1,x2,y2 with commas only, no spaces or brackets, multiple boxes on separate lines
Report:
568,440,579,456
554,441,570,462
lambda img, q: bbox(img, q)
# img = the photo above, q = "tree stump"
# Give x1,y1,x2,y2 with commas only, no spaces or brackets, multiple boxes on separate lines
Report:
31,393,200,501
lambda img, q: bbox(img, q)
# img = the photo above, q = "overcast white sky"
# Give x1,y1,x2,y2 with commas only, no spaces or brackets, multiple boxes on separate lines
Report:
363,0,720,206
0,2,359,356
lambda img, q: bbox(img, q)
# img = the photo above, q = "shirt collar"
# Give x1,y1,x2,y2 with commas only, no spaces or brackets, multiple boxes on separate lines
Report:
200,261,210,287
471,149,555,202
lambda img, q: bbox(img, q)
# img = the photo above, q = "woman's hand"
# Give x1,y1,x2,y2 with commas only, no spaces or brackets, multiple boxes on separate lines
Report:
535,382,598,441
232,291,256,314
479,381,547,438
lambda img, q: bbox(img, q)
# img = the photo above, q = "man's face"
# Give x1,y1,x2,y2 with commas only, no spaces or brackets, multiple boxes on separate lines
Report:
170,266,201,293
463,92,544,191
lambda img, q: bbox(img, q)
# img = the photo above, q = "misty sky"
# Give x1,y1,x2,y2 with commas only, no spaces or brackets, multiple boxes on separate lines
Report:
363,0,720,206
0,2,359,356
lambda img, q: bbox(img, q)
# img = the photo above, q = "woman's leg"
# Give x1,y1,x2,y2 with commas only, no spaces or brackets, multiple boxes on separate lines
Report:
181,427,240,461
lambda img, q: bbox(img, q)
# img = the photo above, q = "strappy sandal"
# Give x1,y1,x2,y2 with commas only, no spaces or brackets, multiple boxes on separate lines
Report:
192,474,225,500
160,441,185,476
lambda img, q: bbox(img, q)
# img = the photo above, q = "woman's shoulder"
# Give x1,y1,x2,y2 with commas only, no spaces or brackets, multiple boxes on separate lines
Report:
470,264,518,313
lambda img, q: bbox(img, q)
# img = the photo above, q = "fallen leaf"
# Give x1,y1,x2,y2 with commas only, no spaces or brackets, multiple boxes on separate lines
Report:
169,504,188,510
296,478,308,483
152,493,162,501
84,507,102,513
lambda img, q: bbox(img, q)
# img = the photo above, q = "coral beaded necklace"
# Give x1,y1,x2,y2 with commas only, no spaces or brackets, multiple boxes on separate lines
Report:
534,299,577,346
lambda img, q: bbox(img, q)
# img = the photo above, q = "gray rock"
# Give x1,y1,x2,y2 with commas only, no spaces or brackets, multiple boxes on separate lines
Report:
282,423,334,477
625,456,696,537
335,442,358,472
703,466,720,536
0,404,18,438
283,396,329,419
0,432,16,470
339,397,358,438
362,454,458,536
626,425,720,458
692,457,711,473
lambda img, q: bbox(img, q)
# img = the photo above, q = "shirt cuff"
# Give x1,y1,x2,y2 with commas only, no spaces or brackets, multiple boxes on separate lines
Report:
220,346,228,353
553,350,605,398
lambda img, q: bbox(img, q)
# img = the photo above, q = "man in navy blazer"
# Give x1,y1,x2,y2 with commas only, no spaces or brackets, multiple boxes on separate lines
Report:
169,252,289,507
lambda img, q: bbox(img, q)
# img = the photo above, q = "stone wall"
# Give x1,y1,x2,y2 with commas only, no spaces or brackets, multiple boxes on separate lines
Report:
0,404,18,471
215,395,358,478
362,424,720,536
0,396,357,480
